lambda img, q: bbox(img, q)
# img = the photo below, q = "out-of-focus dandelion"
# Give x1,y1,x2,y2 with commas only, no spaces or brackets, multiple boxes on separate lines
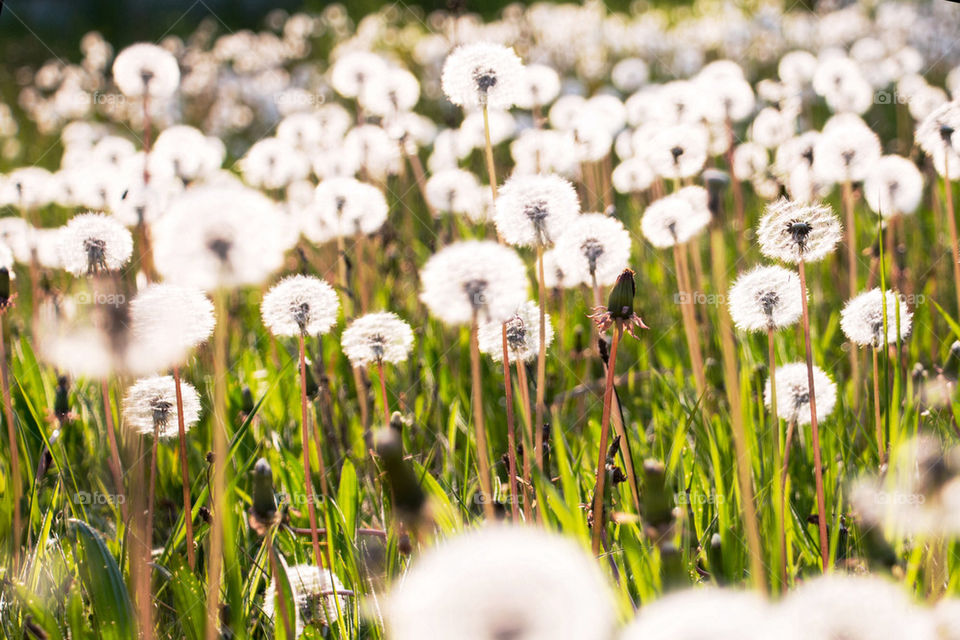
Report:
841,288,913,464
129,282,214,568
758,198,841,572
420,240,528,517
917,102,960,315
262,274,340,574
863,155,924,219
123,373,200,630
112,43,180,99
555,213,632,301
264,562,349,636
621,588,773,640
385,525,616,640
58,212,133,276
341,312,414,424
442,42,524,203
728,264,806,583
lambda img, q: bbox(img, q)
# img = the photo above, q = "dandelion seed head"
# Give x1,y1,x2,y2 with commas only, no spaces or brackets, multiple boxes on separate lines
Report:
425,169,484,221
612,58,649,93
385,525,616,640
612,157,655,194
542,248,579,289
621,588,773,640
732,143,769,182
514,63,561,110
764,362,837,426
419,240,528,326
123,375,200,438
359,67,420,117
477,300,554,363
728,266,804,332
840,288,913,347
458,109,516,153
58,212,133,276
554,213,631,287
510,129,578,177
341,312,414,367
151,125,225,182
304,177,388,241
776,575,933,640
112,43,180,98
441,42,524,110
264,564,348,636
813,113,882,183
756,198,842,264
916,101,960,157
640,192,711,249
152,185,287,291
494,174,580,248
240,137,310,190
696,74,756,124
863,155,924,217
343,125,402,179
330,50,388,99
646,124,709,180
812,56,873,114
261,275,339,337
129,284,215,370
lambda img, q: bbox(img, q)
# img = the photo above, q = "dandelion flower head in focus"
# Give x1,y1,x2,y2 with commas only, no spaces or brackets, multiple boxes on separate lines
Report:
756,198,842,264
477,300,554,363
261,275,340,337
728,265,804,333
341,312,414,368
764,362,838,426
58,212,133,276
441,42,524,110
123,375,201,438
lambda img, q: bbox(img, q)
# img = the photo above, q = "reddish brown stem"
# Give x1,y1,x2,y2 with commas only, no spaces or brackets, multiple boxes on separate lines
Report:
591,323,622,556
501,323,520,520
173,367,196,569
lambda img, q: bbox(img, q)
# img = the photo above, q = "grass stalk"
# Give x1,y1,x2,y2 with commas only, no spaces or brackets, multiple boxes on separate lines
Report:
535,246,547,474
501,323,520,520
470,314,495,518
0,313,21,566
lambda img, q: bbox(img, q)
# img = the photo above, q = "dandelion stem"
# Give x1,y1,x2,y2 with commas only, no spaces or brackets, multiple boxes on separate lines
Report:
501,324,520,520
376,360,390,427
535,246,548,476
768,327,787,589
843,179,862,411
872,347,885,466
172,367,196,569
797,259,830,572
402,140,438,219
591,322,621,556
144,420,160,639
205,290,228,640
942,150,960,316
482,105,498,205
0,313,20,566
298,333,325,571
673,244,705,393
101,378,127,519
725,117,745,252
470,314,495,518
515,359,534,521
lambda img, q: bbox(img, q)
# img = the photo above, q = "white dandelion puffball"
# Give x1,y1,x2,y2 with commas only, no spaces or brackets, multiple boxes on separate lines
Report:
764,362,837,426
841,289,913,348
129,284,215,371
542,248,579,289
341,312,414,367
151,126,224,182
359,67,420,117
732,142,769,182
916,101,960,158
330,50,388,99
240,137,310,190
776,575,934,640
863,155,923,217
756,199,842,264
813,114,882,183
554,213,631,287
304,177,388,241
425,169,484,221
123,375,200,439
494,174,580,248
58,212,134,276
441,42,524,110
477,301,554,364
385,525,616,640
641,192,711,249
261,275,339,337
419,240,528,326
264,564,348,636
112,43,180,98
647,124,709,180
621,588,774,640
153,186,286,291
514,63,561,110
728,266,804,332
612,157,655,194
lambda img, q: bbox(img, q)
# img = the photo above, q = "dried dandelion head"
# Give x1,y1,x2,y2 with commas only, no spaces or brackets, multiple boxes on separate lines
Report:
477,300,553,363
756,198,842,264
441,42,524,110
58,212,133,276
261,275,339,337
341,312,414,367
728,266,804,332
840,288,913,348
123,375,200,438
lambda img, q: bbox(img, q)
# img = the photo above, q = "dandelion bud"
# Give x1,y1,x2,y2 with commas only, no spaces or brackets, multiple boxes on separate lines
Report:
54,375,70,422
702,168,730,218
249,458,278,532
607,269,636,321
241,386,255,416
0,268,11,311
